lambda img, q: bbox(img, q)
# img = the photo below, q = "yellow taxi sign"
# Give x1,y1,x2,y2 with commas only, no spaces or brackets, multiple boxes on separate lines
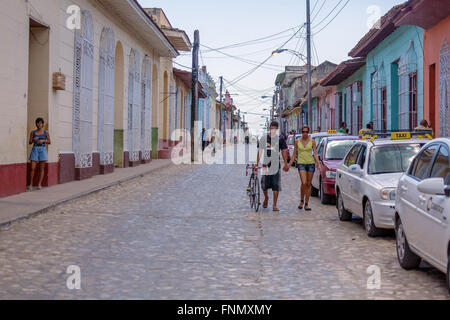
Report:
312,131,318,134
327,130,337,134
391,132,411,140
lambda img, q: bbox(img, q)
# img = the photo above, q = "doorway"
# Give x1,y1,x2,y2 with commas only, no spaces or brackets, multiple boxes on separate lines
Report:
27,19,50,187
113,41,124,167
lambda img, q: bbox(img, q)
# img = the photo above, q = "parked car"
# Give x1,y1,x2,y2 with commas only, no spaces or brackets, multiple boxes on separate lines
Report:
311,131,345,146
287,134,302,166
394,137,450,293
311,136,359,204
335,133,429,237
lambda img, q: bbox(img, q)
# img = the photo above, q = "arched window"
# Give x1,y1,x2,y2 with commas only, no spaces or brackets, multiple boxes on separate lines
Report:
128,48,141,162
73,10,94,169
169,83,175,138
98,27,115,167
439,39,450,137
141,57,152,160
398,40,418,130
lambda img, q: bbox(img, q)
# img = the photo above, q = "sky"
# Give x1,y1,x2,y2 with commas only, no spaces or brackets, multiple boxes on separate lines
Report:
138,0,406,134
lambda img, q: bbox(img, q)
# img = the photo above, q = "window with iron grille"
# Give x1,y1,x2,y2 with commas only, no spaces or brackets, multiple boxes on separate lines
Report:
398,41,418,131
440,39,450,137
73,10,94,169
409,72,418,131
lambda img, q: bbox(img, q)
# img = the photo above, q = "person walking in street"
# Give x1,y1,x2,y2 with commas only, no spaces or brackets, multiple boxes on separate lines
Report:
28,117,51,191
201,128,207,152
257,121,289,212
287,126,321,211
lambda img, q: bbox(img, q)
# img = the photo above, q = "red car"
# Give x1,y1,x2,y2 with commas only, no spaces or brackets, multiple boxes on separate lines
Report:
311,136,360,204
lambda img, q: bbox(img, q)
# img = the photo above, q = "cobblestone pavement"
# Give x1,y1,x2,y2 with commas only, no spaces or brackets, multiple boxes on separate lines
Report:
0,149,449,299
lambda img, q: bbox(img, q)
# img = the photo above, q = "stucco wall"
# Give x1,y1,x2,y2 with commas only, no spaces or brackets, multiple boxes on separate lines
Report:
0,0,165,166
365,25,425,130
423,16,450,136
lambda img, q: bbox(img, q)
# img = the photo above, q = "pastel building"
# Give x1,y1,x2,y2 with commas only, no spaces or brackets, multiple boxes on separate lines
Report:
394,0,450,137
0,0,189,198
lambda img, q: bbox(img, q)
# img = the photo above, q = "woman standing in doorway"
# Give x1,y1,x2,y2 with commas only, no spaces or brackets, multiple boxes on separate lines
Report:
28,118,51,191
287,126,321,211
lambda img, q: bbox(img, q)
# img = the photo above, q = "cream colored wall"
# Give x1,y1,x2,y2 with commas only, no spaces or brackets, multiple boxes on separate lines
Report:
1,0,171,165
158,57,173,139
0,0,33,165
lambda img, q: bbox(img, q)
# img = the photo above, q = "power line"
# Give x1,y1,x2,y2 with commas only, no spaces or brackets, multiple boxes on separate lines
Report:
201,24,303,53
312,36,320,66
312,0,343,29
311,0,327,24
228,25,305,86
200,44,285,71
312,0,351,36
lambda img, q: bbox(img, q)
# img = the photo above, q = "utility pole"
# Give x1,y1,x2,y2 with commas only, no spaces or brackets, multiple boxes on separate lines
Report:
306,0,312,128
191,30,199,163
219,76,225,144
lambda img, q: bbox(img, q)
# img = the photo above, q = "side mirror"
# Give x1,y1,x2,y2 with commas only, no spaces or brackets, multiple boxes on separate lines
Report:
417,178,446,196
349,164,363,176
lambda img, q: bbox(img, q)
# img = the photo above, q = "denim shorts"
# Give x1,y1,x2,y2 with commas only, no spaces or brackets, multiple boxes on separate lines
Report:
29,146,48,162
297,163,315,173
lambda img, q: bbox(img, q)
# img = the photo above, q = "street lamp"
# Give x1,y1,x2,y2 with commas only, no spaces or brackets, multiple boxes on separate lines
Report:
271,49,307,62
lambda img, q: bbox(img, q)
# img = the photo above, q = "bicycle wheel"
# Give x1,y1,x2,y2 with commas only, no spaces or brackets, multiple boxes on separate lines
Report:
254,176,261,212
249,175,255,209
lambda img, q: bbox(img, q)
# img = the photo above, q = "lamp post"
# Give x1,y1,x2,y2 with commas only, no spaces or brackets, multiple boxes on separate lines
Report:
271,49,307,62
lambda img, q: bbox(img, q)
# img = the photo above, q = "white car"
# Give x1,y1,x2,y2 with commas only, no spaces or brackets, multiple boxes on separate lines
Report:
335,137,428,237
394,138,450,293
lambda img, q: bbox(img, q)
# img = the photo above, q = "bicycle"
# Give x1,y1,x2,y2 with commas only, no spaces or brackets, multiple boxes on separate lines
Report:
246,164,266,212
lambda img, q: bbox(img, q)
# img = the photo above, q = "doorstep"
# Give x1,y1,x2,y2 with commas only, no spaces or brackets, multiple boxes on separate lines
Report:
0,160,172,227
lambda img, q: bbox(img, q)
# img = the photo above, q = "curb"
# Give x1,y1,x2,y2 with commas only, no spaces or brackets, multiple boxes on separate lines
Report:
0,161,173,229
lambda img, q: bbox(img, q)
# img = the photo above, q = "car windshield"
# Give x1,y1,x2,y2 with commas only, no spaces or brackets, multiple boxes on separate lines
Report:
369,144,422,175
325,140,359,160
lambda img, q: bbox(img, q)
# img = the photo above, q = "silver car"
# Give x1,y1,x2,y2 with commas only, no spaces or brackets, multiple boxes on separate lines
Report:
335,138,428,237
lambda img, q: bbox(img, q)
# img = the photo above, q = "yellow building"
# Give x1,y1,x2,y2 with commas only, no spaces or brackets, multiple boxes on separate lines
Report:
0,0,189,198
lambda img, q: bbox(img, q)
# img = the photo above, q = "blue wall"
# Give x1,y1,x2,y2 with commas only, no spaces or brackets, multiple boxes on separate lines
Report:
364,25,424,130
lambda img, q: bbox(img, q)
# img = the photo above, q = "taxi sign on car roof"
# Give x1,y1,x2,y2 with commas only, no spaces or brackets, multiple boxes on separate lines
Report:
362,130,433,141
327,130,338,134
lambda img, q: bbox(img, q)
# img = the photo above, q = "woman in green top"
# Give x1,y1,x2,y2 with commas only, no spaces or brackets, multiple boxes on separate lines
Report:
287,126,321,211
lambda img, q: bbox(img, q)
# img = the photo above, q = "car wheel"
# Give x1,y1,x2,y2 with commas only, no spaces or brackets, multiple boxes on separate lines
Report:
311,184,319,197
320,180,332,205
337,191,352,221
364,200,383,237
395,217,421,270
447,254,450,294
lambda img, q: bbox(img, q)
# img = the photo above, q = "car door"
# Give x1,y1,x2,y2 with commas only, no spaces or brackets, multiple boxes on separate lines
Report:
348,144,367,215
338,144,362,211
397,144,440,253
312,140,325,190
419,144,450,268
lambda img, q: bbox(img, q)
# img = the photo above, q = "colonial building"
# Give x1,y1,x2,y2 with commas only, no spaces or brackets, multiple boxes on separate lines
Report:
394,0,450,137
0,0,189,198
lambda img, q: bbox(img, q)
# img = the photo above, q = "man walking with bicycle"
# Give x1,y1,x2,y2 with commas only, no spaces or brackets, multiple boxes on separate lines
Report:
257,121,289,212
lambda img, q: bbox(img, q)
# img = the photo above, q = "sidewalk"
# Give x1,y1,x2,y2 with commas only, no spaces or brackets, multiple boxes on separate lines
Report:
0,160,172,227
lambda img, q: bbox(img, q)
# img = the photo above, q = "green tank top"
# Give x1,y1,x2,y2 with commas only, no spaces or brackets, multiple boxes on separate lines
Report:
297,139,315,165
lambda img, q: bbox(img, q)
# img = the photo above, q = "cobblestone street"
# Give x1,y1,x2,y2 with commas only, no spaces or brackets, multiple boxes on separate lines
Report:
0,148,449,299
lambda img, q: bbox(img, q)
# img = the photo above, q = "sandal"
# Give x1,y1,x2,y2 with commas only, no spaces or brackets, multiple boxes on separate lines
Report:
37,186,42,190
298,200,304,210
263,199,268,209
273,207,279,212
304,203,312,211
